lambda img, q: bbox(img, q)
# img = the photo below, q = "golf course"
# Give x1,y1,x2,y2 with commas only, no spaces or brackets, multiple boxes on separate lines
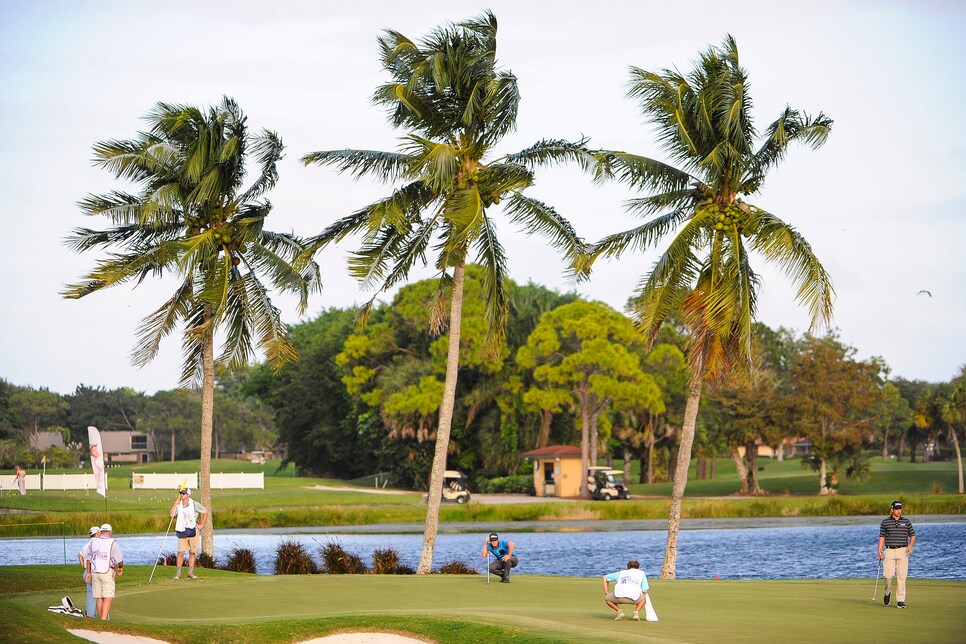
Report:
2,458,965,642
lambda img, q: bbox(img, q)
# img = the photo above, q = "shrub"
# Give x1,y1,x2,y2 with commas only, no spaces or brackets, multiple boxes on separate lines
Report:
477,475,534,495
274,540,318,575
196,552,216,569
223,547,257,574
437,559,478,574
320,542,368,574
372,548,408,574
156,552,177,566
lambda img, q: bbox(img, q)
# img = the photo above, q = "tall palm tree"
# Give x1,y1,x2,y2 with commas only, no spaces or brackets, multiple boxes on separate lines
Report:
301,11,588,573
579,36,835,578
63,97,320,556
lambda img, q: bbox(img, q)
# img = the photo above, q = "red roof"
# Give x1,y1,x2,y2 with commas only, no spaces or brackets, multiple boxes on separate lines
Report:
520,445,582,459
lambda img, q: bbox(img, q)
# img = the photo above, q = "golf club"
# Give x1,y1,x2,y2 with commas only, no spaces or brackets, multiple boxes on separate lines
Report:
870,556,881,601
149,514,175,583
486,550,490,585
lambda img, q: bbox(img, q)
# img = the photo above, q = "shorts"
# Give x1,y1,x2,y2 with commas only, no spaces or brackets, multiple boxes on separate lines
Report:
92,571,115,598
178,534,200,553
605,592,642,605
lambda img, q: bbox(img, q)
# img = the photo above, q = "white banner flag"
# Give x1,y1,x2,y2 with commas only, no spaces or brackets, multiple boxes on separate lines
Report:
87,426,106,498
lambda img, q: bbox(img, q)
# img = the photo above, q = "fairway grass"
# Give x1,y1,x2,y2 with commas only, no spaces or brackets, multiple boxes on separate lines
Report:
2,566,964,643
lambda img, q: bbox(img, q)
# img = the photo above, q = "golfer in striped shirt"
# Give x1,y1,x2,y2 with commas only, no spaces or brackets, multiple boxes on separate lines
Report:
877,500,915,608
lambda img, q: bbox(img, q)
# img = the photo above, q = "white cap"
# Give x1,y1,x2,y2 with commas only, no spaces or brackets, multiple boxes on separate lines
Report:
99,523,113,532
88,526,101,537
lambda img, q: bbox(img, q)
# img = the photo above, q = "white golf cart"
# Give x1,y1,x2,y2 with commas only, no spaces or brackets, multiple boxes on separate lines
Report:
587,466,631,500
424,469,471,504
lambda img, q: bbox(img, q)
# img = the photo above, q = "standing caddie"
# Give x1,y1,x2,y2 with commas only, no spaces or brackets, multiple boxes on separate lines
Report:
78,525,101,618
86,523,123,620
170,487,209,579
878,499,915,608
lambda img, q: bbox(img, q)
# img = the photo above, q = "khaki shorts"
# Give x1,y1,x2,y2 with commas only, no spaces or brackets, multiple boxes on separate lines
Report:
178,534,200,553
605,592,642,605
92,571,115,598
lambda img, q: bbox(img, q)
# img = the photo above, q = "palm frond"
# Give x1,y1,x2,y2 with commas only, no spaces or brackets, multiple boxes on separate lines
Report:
504,138,594,172
300,148,412,183
131,279,194,368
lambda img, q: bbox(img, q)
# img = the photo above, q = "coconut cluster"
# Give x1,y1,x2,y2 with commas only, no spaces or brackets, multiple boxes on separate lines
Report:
708,203,747,233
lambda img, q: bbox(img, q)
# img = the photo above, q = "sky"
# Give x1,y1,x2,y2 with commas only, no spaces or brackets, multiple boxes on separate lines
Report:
1,0,964,395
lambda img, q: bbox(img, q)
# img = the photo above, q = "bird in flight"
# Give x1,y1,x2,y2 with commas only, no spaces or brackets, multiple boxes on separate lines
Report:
917,290,932,297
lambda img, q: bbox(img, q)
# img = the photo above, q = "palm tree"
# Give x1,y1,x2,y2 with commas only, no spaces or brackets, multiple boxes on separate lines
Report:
579,36,835,578
301,11,588,573
63,97,320,556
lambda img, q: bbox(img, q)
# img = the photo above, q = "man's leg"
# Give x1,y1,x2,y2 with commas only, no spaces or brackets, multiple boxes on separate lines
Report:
86,580,96,618
895,550,909,603
96,597,104,619
882,550,898,602
175,549,185,578
503,555,518,581
99,597,112,621
188,550,197,578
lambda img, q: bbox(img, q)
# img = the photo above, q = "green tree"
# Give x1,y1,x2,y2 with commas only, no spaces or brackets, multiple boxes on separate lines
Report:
300,12,586,573
915,373,964,493
8,387,68,438
66,385,146,444
578,36,834,578
787,335,881,494
871,382,913,461
63,97,319,556
517,300,658,497
139,389,202,461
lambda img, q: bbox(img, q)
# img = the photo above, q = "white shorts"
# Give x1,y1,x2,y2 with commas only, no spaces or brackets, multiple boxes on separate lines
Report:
92,571,116,598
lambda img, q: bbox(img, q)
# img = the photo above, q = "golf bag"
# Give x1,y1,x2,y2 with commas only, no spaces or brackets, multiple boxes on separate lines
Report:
47,595,85,617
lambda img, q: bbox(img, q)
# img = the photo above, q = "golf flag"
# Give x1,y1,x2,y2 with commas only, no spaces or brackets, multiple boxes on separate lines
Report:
644,594,659,622
87,425,106,498
41,455,46,464
179,478,188,494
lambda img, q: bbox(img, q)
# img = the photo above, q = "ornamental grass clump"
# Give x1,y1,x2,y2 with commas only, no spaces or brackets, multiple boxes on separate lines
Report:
223,547,257,574
321,542,368,574
196,552,216,569
437,559,478,575
371,548,415,574
274,540,318,575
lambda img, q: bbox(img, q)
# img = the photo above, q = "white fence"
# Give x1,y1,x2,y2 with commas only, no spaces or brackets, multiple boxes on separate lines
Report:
131,472,263,490
131,473,199,490
40,473,102,491
211,472,264,489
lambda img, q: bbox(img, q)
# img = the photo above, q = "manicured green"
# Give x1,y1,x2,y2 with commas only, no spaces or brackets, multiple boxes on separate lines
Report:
2,565,964,643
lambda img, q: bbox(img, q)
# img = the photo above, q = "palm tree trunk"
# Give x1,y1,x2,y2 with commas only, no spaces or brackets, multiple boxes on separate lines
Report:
200,324,215,558
882,430,889,462
417,263,465,574
579,392,591,499
660,358,703,579
731,447,749,494
949,426,964,494
590,411,599,469
818,457,829,495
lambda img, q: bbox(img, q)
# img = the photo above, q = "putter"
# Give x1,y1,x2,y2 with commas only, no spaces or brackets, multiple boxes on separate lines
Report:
870,556,881,601
486,551,490,585
149,514,175,583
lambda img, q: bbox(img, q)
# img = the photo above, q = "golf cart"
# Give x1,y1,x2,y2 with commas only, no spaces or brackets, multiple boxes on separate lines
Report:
587,467,631,500
424,470,471,504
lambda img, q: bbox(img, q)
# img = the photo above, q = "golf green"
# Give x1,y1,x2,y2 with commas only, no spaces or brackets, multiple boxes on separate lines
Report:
9,568,965,643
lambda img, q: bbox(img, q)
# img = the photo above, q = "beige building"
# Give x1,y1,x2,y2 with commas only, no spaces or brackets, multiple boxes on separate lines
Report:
521,445,583,498
99,430,154,464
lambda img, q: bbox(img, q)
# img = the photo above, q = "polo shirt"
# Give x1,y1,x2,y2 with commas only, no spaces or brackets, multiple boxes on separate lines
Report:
879,515,915,548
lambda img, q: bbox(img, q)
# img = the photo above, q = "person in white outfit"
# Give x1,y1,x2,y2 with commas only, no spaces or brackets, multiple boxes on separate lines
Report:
602,560,649,621
78,525,101,618
86,523,123,620
170,487,209,579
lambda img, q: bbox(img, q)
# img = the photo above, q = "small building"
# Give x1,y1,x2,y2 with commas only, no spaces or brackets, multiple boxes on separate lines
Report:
521,445,583,498
28,431,66,451
736,437,812,460
99,430,154,464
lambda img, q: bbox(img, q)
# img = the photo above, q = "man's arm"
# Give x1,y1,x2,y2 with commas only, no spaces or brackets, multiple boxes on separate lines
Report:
602,575,610,593
877,536,885,559
908,534,916,554
504,540,515,561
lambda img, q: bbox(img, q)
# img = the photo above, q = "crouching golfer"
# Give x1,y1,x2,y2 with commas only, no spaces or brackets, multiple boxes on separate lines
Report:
170,487,209,579
483,532,519,583
602,560,648,621
86,523,123,621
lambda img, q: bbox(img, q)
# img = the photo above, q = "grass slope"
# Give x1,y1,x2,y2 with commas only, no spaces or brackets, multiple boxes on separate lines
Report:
2,566,964,643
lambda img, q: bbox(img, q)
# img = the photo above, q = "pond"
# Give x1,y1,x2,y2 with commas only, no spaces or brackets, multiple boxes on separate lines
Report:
3,518,962,580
